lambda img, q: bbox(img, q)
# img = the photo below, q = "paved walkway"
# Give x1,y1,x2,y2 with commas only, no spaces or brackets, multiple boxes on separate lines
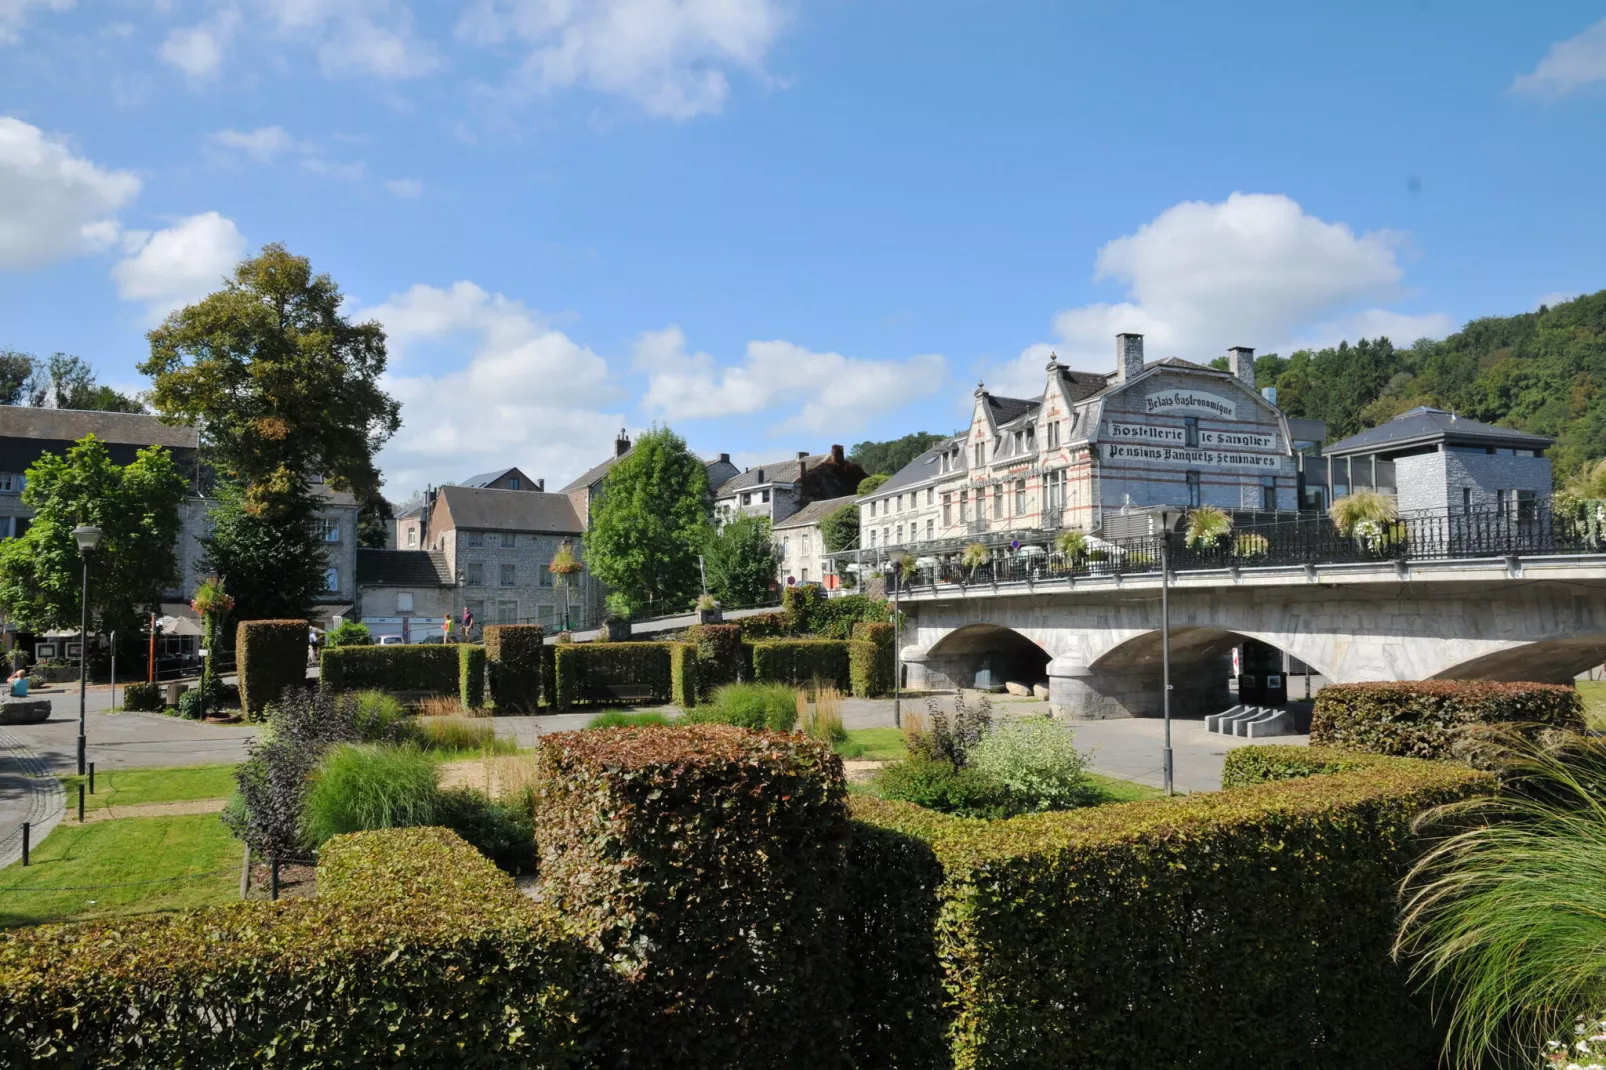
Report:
0,726,65,868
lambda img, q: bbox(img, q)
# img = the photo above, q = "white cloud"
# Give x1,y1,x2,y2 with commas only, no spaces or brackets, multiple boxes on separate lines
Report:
989,192,1449,395
264,0,440,78
637,325,946,434
112,211,247,319
0,116,140,270
301,156,365,179
1537,291,1583,310
364,281,621,492
158,9,240,79
0,0,73,45
211,125,298,162
1512,18,1606,97
457,0,788,119
385,177,423,197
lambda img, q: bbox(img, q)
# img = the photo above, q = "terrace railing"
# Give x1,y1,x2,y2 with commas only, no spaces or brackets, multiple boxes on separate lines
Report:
900,503,1606,591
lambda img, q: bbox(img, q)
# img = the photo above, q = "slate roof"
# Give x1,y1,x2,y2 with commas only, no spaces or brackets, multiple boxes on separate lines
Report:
457,468,523,488
714,454,826,496
0,406,197,449
773,494,858,531
985,395,1039,425
357,549,453,587
437,485,583,534
1323,407,1554,458
868,439,960,499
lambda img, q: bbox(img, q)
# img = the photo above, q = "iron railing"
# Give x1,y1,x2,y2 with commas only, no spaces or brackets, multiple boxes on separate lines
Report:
897,503,1606,591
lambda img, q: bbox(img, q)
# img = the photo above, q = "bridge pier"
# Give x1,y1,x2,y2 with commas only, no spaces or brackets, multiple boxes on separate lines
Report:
1047,652,1231,720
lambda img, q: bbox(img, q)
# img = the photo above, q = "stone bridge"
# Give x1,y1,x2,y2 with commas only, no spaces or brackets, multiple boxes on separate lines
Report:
897,555,1606,718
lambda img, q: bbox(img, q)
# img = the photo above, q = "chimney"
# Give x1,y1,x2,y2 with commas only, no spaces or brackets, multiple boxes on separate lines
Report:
719,452,730,464
1115,333,1144,382
756,467,765,483
614,427,631,457
535,478,545,492
1229,346,1256,388
797,450,809,481
830,443,844,464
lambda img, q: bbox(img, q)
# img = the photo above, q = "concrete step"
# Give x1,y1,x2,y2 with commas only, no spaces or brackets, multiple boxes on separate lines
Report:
1204,704,1245,732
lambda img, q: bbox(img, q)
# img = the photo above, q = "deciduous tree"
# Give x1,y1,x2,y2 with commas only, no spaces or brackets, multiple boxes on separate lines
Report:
703,514,780,607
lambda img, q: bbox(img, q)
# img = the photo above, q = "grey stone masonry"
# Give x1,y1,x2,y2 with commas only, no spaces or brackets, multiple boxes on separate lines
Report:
1397,449,1553,514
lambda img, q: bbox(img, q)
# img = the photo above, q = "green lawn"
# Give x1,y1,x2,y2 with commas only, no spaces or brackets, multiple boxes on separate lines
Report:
0,814,240,927
836,727,907,761
1087,772,1166,803
59,763,238,812
1579,680,1606,732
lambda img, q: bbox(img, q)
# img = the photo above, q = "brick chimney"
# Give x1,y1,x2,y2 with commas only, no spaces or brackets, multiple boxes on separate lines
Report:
830,444,844,464
1115,333,1145,382
534,478,545,492
1229,346,1255,388
719,452,730,464
756,467,764,483
796,450,809,481
614,428,631,457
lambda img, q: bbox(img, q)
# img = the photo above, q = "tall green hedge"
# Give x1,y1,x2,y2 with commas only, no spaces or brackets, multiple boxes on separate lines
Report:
686,623,744,697
0,827,590,1066
1309,680,1584,760
845,758,1492,1069
458,644,486,709
849,621,894,697
483,624,546,712
320,644,462,696
669,642,698,708
752,639,851,690
736,610,790,641
551,642,673,709
236,619,308,719
783,587,891,639
532,725,849,1067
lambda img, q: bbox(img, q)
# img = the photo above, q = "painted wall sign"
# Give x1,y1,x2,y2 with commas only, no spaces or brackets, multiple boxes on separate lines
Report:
1106,422,1185,444
1201,429,1276,450
1143,389,1237,418
1103,443,1283,470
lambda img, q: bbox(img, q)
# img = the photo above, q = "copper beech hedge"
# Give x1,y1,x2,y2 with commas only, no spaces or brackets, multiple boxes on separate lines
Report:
1309,680,1584,760
236,619,309,720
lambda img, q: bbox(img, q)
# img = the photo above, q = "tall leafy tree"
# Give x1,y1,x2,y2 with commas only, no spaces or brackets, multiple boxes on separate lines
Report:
0,435,186,649
849,431,945,477
199,482,330,623
703,514,781,607
585,426,711,616
0,351,142,411
819,501,860,553
0,350,34,405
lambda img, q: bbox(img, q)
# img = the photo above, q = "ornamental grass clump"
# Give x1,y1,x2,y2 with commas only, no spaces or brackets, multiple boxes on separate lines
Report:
684,681,798,731
585,709,671,729
1397,732,1606,1069
301,743,441,847
1185,505,1232,549
409,715,514,755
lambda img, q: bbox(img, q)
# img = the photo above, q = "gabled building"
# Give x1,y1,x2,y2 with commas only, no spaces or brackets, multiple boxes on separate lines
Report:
773,494,856,588
560,429,741,529
354,549,455,641
712,445,865,528
456,467,544,492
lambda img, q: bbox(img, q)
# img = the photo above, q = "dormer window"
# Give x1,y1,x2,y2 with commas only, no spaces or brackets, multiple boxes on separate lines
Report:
975,442,986,466
1047,421,1060,449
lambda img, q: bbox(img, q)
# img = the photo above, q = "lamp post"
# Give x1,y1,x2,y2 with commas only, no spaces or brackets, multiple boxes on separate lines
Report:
1159,530,1174,796
72,524,102,777
889,551,909,729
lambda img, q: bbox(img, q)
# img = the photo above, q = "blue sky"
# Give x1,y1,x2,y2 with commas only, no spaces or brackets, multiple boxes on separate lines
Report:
2,1,1605,496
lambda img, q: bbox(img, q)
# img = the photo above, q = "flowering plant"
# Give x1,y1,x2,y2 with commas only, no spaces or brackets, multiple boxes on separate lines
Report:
1542,1012,1606,1069
190,578,235,617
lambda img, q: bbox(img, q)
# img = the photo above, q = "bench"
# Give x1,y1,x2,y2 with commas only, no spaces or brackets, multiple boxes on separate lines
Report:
602,684,656,704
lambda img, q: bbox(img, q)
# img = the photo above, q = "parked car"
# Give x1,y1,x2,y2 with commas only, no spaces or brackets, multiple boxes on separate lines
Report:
377,634,405,646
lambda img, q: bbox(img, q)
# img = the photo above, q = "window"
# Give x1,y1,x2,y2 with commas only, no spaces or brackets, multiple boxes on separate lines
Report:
498,600,517,624
539,563,553,587
926,488,934,506
463,530,483,547
313,517,340,542
742,492,752,505
1462,487,1472,514
760,489,770,503
883,527,890,546
942,493,952,526
1026,426,1036,450
959,491,969,522
406,527,418,547
993,484,1003,519
1517,489,1537,522
0,473,21,493
783,535,790,558
1015,479,1027,515
1496,489,1509,518
1186,471,1201,508
1261,475,1277,512
974,441,985,466
1045,469,1066,515
802,533,811,555
1047,421,1060,449
896,524,903,544
869,500,877,518
323,567,339,592
465,562,484,585
1184,417,1199,448
926,519,934,541
1013,430,1024,453
870,529,878,547
800,567,808,582
501,532,516,548
508,477,520,489
500,563,516,587
397,592,415,613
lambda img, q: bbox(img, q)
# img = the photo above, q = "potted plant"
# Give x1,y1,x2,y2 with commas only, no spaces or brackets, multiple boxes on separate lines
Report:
961,541,990,580
696,593,722,624
548,540,585,631
1185,506,1232,550
1330,490,1403,554
602,592,633,641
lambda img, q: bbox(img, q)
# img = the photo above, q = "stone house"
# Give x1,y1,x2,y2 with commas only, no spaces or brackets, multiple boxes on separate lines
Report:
855,334,1305,555
1317,407,1553,515
353,549,456,641
773,494,856,588
712,446,866,528
0,406,359,623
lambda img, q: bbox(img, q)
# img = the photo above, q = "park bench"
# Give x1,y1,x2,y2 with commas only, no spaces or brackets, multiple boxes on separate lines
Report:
601,683,655,704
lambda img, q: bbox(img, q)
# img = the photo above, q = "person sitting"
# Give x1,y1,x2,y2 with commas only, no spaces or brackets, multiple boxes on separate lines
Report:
7,668,29,698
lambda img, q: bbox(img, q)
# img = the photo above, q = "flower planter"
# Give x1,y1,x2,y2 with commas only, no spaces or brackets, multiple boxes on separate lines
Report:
602,619,632,642
697,608,723,624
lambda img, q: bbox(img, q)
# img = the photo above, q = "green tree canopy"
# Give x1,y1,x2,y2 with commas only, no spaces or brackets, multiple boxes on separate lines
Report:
819,501,860,553
857,473,890,496
199,481,331,623
585,426,711,617
703,514,780,607
849,432,945,477
0,435,186,646
1,351,143,411
138,243,401,517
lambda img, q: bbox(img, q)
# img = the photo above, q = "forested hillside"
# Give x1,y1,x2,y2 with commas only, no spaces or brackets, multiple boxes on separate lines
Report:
1212,289,1606,487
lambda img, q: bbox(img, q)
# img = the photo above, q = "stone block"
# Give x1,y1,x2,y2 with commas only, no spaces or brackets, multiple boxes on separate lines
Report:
0,699,51,725
1032,683,1049,700
1005,681,1030,697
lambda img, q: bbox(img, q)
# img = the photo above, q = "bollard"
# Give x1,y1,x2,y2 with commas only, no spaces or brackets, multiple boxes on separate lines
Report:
78,784,85,823
21,821,29,866
239,843,252,900
89,761,95,795
269,855,279,901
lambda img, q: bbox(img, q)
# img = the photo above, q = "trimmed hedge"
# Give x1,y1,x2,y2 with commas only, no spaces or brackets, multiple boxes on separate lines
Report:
458,643,486,709
849,621,895,697
784,586,891,639
1309,680,1584,760
236,618,309,719
321,643,461,695
1222,743,1401,787
686,622,744,696
483,624,546,712
846,758,1493,1069
752,639,851,690
0,827,590,1066
669,642,698,708
735,610,790,641
552,641,672,709
120,680,163,712
532,725,849,1067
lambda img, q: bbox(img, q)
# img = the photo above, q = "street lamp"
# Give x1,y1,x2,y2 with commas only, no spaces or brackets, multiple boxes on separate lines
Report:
72,524,102,776
888,550,909,730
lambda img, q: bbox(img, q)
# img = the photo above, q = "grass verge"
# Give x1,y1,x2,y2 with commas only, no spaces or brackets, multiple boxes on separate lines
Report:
1086,772,1167,803
59,763,238,813
0,814,239,927
836,727,907,761
1579,680,1606,732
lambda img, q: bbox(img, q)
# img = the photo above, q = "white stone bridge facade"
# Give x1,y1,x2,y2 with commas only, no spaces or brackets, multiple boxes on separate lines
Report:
897,555,1606,719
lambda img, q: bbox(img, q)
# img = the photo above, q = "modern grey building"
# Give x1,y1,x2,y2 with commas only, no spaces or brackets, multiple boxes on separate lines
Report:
1317,407,1553,515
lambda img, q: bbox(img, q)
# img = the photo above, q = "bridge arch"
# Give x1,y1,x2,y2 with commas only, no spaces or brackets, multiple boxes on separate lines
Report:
918,623,1052,691
1089,627,1338,682
1431,635,1606,684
